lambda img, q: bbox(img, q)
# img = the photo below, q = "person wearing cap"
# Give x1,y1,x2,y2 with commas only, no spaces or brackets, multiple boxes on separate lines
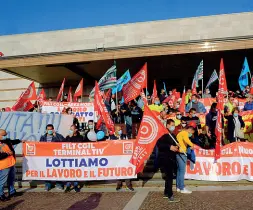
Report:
243,94,253,111
185,94,206,114
176,126,195,194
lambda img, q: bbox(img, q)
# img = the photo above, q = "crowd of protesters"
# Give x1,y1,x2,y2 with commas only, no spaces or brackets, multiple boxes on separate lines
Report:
0,84,253,202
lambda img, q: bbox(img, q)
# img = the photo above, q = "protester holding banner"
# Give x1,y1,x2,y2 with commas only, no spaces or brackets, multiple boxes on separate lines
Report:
0,129,21,202
64,125,82,192
40,124,65,191
109,125,134,191
40,124,65,143
185,94,206,113
157,119,179,202
176,126,194,194
225,107,245,142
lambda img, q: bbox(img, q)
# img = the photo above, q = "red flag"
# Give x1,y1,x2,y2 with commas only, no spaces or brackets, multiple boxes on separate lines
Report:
130,104,168,174
217,59,228,111
23,101,34,111
37,89,46,106
67,86,73,102
250,77,253,95
104,89,112,105
0,52,4,57
12,82,37,111
215,109,222,160
179,87,186,113
215,58,228,160
123,63,147,104
140,89,148,106
56,78,65,102
74,79,83,101
94,81,115,133
152,80,157,98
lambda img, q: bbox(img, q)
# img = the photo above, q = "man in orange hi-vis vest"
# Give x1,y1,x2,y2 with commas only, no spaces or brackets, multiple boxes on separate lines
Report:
0,129,21,202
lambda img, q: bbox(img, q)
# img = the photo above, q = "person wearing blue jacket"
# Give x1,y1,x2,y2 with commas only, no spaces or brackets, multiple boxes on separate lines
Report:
185,94,206,114
243,94,253,111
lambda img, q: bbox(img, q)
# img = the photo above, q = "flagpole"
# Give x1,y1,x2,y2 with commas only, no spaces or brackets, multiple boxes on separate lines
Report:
202,79,204,98
81,79,83,102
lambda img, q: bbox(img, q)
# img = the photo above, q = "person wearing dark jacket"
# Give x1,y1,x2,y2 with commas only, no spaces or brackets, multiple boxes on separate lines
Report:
205,103,217,148
0,129,21,201
40,124,65,142
64,125,83,192
157,119,180,202
225,107,245,143
40,124,64,191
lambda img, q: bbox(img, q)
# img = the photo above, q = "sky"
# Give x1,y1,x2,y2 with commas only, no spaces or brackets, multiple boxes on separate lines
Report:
1,0,253,35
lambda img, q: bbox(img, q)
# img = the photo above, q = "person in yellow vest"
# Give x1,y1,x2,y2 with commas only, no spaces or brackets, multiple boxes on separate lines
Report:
0,129,21,202
148,97,163,113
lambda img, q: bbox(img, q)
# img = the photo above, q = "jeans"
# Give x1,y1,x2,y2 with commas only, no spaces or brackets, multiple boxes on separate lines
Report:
45,181,64,190
0,166,16,196
66,182,78,188
176,154,187,190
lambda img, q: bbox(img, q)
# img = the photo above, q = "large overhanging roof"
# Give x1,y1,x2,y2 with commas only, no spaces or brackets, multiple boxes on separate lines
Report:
0,12,253,84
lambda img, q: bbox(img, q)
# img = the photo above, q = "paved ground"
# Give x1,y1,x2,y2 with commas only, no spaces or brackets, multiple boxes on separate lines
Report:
140,191,253,210
1,190,253,210
0,192,134,210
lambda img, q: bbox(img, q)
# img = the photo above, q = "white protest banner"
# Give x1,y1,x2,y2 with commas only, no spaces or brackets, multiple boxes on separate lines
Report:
23,141,137,181
185,142,253,181
41,101,95,123
0,112,73,154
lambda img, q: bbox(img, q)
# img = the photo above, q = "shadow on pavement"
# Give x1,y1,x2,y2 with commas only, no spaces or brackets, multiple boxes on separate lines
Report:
67,193,102,210
1,200,24,210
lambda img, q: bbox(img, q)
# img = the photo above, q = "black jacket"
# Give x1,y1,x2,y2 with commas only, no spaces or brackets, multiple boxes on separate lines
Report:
65,133,83,142
109,134,127,140
225,115,245,142
156,133,177,166
0,139,21,160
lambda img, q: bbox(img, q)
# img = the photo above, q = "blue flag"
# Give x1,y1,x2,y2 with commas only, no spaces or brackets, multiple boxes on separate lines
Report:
112,70,131,94
163,82,168,96
239,57,251,91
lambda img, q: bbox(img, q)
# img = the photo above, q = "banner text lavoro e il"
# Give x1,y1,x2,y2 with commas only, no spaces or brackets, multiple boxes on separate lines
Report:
23,141,137,181
185,142,253,181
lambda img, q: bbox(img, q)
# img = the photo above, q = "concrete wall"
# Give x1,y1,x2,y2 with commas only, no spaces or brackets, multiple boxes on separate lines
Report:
0,70,93,108
0,12,253,57
0,71,40,108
